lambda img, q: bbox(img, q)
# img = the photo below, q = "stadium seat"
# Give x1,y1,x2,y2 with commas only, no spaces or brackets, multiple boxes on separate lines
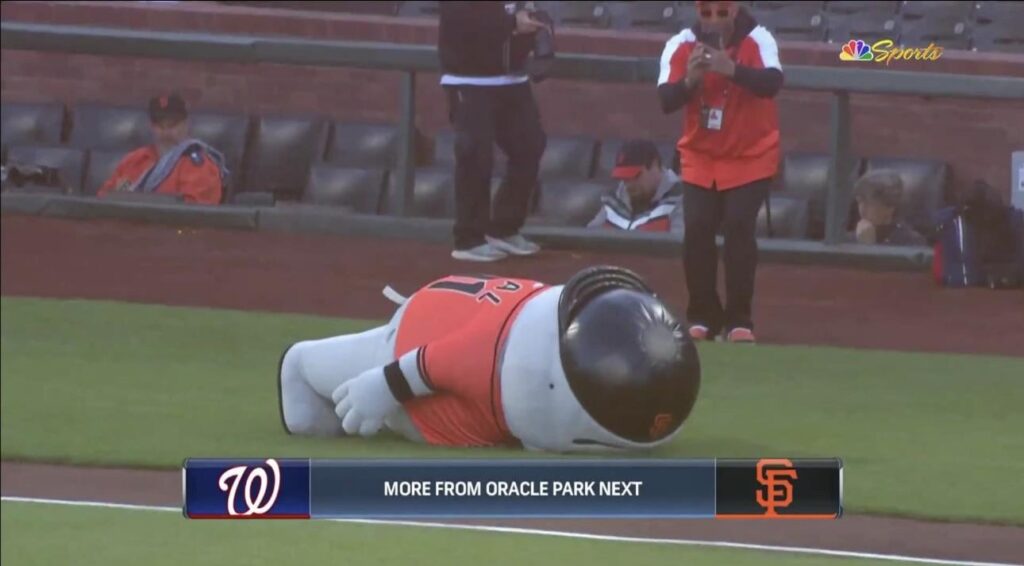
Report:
824,1,899,16
539,136,598,180
83,148,129,196
325,122,398,169
242,115,328,199
827,10,901,43
749,4,828,42
303,164,385,213
188,111,251,194
68,104,151,151
862,157,950,237
899,12,972,49
381,167,455,219
431,130,503,170
972,19,1024,53
973,1,1024,25
615,1,685,33
757,194,811,239
4,145,86,195
1,102,65,147
534,179,611,227
777,152,864,240
397,1,439,17
552,1,613,29
900,1,974,21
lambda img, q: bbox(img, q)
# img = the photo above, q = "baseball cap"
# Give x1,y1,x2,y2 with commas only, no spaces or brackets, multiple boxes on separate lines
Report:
611,140,661,180
148,93,188,124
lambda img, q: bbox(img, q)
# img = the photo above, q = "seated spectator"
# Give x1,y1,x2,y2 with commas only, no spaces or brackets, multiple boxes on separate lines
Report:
852,170,926,246
588,140,684,233
98,93,226,205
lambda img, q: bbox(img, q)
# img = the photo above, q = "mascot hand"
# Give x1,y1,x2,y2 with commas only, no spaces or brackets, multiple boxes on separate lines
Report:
331,367,402,437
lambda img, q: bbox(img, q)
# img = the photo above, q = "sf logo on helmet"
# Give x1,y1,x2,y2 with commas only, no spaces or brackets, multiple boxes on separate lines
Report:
648,412,674,439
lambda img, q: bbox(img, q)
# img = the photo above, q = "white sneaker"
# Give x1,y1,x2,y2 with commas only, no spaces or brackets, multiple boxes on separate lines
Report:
451,243,508,262
486,234,540,256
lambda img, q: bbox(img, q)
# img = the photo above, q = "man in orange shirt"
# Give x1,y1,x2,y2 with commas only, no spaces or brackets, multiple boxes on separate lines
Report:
658,1,783,344
98,93,225,205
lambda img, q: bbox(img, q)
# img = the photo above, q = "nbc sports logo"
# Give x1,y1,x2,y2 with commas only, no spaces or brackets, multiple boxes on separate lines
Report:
839,39,873,62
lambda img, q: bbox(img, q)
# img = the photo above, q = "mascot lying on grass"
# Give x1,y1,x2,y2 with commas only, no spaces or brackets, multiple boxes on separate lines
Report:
278,266,701,452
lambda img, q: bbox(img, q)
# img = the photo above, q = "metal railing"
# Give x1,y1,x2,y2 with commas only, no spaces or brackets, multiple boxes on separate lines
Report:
4,21,1023,245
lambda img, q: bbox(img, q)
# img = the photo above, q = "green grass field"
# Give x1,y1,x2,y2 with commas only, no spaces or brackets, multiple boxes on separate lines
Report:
0,501,921,566
2,297,1024,525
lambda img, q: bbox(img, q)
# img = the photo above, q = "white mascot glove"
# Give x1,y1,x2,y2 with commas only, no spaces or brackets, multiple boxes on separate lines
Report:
331,367,403,437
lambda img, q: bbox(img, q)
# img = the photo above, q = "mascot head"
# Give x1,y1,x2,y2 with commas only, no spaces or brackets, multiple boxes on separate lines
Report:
554,266,701,449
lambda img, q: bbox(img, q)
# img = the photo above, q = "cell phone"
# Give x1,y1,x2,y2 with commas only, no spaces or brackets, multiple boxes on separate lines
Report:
701,31,722,50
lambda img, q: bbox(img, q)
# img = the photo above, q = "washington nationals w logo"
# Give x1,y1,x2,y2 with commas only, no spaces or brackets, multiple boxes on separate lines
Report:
755,458,798,516
217,458,282,516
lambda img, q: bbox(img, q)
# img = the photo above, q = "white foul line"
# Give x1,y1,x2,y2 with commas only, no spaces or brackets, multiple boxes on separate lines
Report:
1,496,1019,566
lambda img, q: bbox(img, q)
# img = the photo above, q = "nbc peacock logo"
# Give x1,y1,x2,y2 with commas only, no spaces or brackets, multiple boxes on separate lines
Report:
839,39,874,61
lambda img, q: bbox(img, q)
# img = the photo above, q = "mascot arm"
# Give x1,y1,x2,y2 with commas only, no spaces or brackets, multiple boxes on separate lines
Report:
331,328,482,437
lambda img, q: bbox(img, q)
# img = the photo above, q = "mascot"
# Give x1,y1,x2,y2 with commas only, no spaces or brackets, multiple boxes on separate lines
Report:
278,266,701,452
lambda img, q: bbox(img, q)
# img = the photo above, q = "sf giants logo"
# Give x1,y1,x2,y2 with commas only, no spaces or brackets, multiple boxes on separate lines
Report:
755,458,798,516
648,412,674,439
217,458,281,516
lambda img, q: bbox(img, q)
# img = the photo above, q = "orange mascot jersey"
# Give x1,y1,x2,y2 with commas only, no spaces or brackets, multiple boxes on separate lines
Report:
393,275,548,447
97,145,223,205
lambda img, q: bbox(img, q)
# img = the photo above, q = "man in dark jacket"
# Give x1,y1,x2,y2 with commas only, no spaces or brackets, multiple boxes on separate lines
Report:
439,1,548,262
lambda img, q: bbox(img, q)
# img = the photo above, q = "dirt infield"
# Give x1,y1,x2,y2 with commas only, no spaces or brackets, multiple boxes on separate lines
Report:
2,214,1023,564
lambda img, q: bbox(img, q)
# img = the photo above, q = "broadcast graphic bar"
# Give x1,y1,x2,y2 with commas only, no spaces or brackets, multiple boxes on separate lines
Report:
183,458,842,520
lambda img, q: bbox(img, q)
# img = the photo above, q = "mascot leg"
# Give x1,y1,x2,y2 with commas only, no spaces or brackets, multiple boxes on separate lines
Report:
278,324,395,436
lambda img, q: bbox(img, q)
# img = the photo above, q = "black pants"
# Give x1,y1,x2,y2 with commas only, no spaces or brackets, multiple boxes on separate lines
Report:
682,178,771,335
444,82,546,250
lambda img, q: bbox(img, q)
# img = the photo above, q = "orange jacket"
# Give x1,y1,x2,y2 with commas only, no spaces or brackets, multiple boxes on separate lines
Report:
97,145,222,205
659,24,782,191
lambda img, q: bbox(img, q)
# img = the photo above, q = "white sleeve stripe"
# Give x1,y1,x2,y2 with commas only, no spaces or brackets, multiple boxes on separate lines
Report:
398,348,432,397
749,26,782,71
658,29,696,85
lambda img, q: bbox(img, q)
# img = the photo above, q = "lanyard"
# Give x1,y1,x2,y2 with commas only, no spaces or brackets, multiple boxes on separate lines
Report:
699,46,738,110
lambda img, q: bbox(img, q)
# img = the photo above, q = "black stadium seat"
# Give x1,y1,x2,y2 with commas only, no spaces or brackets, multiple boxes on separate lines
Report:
381,167,455,218
824,1,899,16
827,10,901,43
1,102,65,147
757,195,810,239
749,4,828,42
68,104,151,150
539,136,598,180
899,1,974,21
325,122,398,169
4,145,86,195
972,19,1024,53
900,12,972,49
973,1,1024,25
83,148,129,196
303,164,385,213
777,152,864,240
534,179,610,227
862,157,949,237
188,111,250,193
553,1,613,29
242,114,328,199
616,1,684,33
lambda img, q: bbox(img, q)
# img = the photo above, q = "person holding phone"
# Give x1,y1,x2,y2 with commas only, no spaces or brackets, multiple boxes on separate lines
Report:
438,2,552,262
656,1,784,344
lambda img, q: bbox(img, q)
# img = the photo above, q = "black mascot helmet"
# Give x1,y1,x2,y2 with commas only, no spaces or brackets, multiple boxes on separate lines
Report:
558,266,701,444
